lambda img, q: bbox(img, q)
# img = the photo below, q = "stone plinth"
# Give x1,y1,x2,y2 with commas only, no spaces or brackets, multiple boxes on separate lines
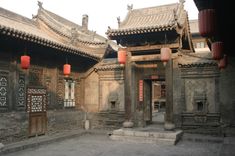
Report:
110,128,183,145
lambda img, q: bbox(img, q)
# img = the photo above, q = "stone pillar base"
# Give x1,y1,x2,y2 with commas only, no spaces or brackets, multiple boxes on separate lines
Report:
123,121,134,128
164,122,175,131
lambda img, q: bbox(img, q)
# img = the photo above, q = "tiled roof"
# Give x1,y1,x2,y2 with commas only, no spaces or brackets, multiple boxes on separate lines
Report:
178,52,217,68
0,6,117,60
107,2,187,37
94,58,124,71
37,8,107,45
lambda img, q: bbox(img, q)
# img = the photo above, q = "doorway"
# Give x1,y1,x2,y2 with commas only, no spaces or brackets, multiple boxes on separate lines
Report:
143,80,165,125
27,87,47,137
152,81,166,124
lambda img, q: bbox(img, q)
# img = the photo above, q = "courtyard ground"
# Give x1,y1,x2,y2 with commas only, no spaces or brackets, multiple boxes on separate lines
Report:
1,131,234,156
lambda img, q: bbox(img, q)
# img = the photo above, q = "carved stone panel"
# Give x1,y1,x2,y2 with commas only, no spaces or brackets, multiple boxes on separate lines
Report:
184,78,217,113
99,80,124,111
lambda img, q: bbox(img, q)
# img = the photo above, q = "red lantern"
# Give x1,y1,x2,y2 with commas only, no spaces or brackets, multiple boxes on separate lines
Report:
21,55,30,69
212,41,223,60
118,49,127,64
199,9,216,37
218,55,227,69
160,47,171,63
63,64,71,76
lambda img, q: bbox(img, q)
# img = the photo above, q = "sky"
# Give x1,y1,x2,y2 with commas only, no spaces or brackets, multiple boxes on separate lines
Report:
0,0,198,37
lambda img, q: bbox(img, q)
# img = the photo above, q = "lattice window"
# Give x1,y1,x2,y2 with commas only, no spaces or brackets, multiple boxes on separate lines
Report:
57,76,64,105
18,74,25,107
0,76,7,107
27,88,46,112
64,79,75,107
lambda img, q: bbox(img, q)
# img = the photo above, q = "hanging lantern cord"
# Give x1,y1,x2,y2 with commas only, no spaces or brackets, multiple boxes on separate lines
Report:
66,57,68,64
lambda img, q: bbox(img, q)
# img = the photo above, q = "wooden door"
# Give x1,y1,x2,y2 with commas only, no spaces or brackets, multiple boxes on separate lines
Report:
27,87,47,137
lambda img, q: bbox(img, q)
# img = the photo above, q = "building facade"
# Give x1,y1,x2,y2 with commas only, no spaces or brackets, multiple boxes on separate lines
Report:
1,0,234,145
0,2,124,144
107,1,223,134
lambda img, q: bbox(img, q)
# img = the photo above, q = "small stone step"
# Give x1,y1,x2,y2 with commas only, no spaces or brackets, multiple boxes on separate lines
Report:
110,128,183,145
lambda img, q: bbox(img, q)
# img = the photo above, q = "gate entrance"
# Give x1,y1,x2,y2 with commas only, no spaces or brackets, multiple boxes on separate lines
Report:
143,80,165,125
27,87,47,137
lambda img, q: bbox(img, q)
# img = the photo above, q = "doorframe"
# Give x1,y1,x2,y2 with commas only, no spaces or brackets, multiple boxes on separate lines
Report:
143,77,165,125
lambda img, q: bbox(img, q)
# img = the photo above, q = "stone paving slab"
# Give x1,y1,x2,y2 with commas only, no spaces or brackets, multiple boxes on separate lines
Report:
0,129,109,156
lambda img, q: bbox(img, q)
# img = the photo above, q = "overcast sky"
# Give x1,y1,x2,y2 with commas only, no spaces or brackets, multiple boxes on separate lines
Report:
0,0,198,37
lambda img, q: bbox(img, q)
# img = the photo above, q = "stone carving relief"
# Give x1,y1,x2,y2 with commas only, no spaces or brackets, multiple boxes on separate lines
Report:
185,79,207,112
108,92,119,111
193,90,207,113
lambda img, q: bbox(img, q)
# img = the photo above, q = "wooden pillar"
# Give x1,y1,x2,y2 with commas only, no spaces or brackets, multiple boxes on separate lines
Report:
164,59,175,130
123,50,134,128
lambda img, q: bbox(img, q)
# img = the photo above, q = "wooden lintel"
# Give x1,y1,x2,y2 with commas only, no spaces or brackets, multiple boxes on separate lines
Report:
134,63,158,68
131,54,161,62
126,43,179,52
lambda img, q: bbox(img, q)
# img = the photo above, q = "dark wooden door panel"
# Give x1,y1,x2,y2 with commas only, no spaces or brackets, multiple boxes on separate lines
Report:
27,87,47,137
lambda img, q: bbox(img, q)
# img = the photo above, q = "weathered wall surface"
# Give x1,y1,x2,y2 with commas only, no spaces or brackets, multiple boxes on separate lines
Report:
99,80,124,111
176,53,221,134
219,56,235,126
47,110,85,133
85,59,125,128
0,112,28,144
0,110,85,144
84,72,99,112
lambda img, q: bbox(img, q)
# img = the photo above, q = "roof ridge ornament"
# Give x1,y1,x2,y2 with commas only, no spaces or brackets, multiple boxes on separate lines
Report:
173,9,178,22
117,16,121,28
179,0,185,5
38,1,43,9
127,4,133,11
179,0,185,10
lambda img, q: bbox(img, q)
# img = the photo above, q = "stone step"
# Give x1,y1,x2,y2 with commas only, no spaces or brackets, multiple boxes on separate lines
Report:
110,128,183,145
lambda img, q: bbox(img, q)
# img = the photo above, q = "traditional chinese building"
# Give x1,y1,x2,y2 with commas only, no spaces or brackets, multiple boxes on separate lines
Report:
0,2,124,143
193,0,235,133
189,19,210,53
107,0,224,134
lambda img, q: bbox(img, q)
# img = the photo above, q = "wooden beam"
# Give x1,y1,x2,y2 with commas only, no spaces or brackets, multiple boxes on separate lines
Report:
131,54,161,62
126,43,179,52
134,63,158,68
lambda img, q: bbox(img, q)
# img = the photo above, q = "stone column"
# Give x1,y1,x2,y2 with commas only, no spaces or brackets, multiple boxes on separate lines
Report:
164,59,175,130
